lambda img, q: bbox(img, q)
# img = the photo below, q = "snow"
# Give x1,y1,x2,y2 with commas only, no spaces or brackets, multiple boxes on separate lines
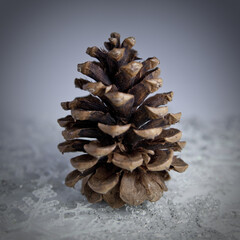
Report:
0,116,239,240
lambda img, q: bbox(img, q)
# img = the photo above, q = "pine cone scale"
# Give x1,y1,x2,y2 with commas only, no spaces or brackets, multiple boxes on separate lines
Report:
87,165,120,194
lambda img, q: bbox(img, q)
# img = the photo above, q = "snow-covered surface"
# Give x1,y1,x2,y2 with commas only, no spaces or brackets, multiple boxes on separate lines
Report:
0,117,240,240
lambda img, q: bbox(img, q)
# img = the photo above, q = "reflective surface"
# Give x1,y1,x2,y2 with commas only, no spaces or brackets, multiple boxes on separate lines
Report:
0,117,239,240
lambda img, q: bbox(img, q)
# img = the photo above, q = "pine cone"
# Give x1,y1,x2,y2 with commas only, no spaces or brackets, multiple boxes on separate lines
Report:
58,32,188,208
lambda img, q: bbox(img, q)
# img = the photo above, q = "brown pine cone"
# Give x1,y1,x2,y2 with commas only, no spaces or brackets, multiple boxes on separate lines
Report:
58,32,188,208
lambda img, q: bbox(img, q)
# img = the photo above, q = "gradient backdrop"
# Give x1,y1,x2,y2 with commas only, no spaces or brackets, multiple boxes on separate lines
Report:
0,0,240,123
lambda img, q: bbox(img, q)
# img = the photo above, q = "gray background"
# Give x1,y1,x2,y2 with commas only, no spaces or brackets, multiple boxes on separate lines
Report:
0,1,240,239
1,0,240,123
